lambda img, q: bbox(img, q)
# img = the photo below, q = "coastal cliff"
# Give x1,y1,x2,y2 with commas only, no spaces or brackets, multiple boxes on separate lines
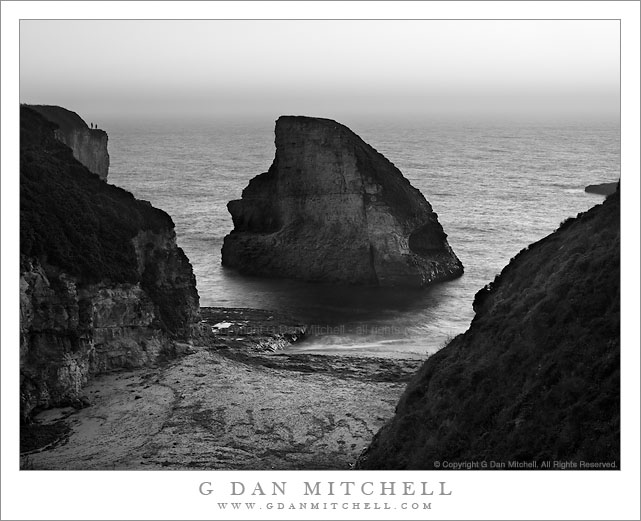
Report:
28,104,109,180
222,116,463,287
358,188,620,469
20,106,199,421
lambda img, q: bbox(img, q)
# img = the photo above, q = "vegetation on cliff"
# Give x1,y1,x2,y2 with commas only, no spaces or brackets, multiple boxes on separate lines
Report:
20,104,199,343
20,105,200,422
20,106,172,283
358,188,620,469
27,104,94,136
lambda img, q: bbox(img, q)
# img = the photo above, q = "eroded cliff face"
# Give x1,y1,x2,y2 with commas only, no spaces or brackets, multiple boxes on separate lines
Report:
28,104,110,180
358,189,620,469
20,106,199,421
222,116,463,287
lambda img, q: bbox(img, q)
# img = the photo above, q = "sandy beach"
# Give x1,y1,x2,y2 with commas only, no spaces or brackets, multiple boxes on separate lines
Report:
21,309,423,470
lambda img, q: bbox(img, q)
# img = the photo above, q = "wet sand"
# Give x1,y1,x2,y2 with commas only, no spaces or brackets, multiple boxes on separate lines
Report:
21,310,423,470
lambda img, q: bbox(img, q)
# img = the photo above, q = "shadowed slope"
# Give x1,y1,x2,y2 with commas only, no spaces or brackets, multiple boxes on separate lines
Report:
358,188,620,469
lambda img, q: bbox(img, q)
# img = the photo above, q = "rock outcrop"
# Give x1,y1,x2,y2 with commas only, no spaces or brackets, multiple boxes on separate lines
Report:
28,104,109,180
585,181,618,196
358,189,620,469
222,116,463,287
20,106,199,421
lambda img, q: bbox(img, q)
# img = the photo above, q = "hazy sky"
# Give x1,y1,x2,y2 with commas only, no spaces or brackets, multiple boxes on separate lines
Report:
20,20,620,124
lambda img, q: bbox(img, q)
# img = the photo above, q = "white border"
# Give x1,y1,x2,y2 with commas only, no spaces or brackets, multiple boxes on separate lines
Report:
2,2,639,520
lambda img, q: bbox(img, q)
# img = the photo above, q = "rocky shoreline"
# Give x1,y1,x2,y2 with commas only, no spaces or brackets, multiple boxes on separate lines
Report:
19,104,619,472
20,307,423,470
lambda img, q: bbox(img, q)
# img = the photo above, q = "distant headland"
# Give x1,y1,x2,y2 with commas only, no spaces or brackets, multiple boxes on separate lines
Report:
585,181,618,196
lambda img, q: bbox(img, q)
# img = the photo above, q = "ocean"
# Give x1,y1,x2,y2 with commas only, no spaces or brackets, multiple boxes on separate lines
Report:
105,117,619,359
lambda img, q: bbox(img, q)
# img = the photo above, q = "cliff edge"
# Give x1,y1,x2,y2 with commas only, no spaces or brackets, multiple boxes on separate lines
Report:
358,188,620,468
20,106,200,421
222,116,463,287
27,104,110,180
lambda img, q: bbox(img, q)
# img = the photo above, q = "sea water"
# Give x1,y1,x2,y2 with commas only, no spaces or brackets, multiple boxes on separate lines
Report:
105,117,619,359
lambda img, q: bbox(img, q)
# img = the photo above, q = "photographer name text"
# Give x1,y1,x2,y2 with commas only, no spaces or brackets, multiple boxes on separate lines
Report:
199,480,453,497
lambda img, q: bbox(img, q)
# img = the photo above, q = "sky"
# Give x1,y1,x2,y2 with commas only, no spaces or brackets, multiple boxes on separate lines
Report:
20,20,620,125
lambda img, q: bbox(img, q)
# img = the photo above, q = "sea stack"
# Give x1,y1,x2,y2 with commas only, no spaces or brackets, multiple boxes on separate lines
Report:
222,116,463,287
28,104,110,180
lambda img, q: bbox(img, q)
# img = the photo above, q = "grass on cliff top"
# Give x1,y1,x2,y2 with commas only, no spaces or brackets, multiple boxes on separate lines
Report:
20,106,173,283
27,104,91,135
